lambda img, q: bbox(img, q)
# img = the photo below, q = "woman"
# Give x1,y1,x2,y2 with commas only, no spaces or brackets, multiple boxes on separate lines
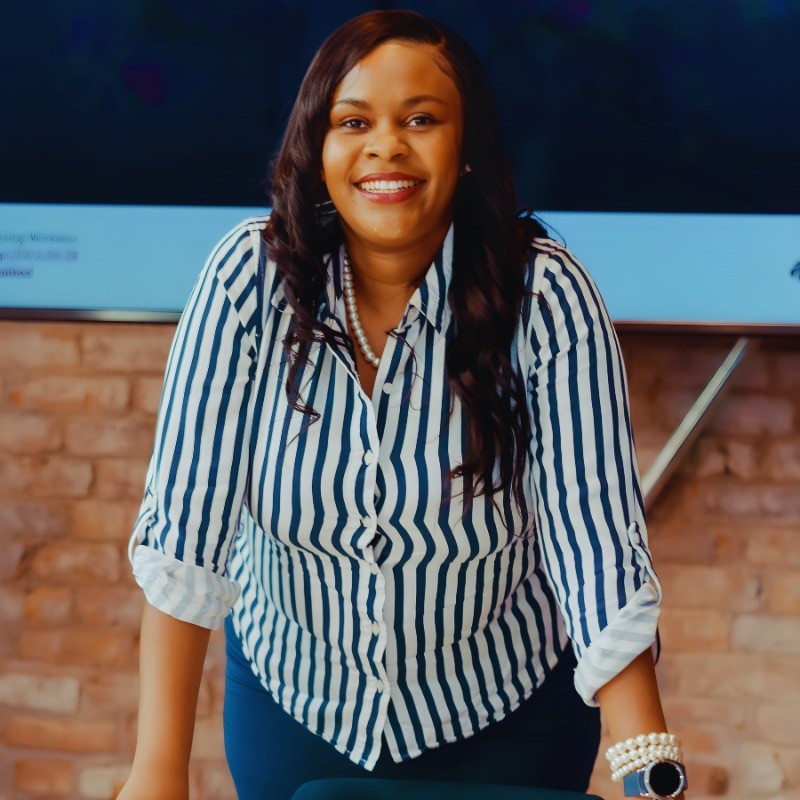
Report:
120,10,687,800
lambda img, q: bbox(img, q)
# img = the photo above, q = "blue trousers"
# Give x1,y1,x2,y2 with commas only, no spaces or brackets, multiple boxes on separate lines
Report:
223,617,601,800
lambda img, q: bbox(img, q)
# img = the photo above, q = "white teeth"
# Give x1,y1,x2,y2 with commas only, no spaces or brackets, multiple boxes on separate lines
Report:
358,179,422,193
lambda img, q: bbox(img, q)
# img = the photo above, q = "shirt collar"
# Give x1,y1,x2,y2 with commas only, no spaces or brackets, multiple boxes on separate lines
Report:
270,222,454,336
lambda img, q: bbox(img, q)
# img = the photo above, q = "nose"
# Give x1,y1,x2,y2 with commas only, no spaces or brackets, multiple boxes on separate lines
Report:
363,130,409,161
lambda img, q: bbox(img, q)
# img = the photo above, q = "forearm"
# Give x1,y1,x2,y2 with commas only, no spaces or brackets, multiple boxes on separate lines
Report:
596,647,685,797
595,647,667,742
131,601,212,771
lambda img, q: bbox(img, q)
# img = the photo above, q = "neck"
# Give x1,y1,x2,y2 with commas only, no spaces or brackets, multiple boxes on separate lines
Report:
340,222,450,314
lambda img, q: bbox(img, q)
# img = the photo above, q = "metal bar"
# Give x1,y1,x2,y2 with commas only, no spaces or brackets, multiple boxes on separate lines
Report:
642,336,754,511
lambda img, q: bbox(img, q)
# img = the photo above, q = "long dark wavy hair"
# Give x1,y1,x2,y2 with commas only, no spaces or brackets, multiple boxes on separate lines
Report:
263,9,548,528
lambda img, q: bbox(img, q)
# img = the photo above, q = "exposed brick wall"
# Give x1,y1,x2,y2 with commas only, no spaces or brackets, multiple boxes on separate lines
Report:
0,320,797,799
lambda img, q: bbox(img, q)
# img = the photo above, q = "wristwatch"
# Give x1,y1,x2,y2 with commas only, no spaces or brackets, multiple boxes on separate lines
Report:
623,759,688,798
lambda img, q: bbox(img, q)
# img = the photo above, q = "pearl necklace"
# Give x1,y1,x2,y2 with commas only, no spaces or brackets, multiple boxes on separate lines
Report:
342,249,381,368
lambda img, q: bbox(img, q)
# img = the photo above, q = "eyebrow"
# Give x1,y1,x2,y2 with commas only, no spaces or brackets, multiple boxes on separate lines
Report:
331,94,447,110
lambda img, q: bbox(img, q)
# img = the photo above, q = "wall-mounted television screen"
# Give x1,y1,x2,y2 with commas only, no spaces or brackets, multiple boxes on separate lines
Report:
2,2,798,331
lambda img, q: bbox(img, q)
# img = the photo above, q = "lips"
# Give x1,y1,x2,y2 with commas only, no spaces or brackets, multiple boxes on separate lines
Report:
354,172,426,203
358,178,424,193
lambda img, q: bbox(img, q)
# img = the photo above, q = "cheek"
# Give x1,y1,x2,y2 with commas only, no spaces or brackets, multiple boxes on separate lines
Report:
321,138,351,185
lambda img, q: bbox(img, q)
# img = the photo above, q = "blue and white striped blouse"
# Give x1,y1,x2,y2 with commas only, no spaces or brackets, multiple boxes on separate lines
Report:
128,215,662,771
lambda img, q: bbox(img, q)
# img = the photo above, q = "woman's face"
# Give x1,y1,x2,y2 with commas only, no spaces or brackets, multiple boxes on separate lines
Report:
321,40,464,253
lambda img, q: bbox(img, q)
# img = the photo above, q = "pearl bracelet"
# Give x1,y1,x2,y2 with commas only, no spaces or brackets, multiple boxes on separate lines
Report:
610,744,682,771
605,732,684,783
605,732,681,761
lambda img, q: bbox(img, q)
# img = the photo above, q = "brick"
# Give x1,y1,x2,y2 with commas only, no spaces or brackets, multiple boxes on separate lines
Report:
775,746,800,788
735,744,786,795
194,763,237,798
648,521,718,565
690,438,760,480
93,458,150,501
23,585,73,623
0,501,69,537
747,528,800,566
657,608,731,652
658,563,763,612
761,656,800,703
664,695,748,730
0,585,23,621
674,653,765,700
14,759,73,793
29,456,93,498
196,672,214,719
0,412,61,453
78,765,131,799
736,353,771,390
763,439,800,481
72,499,139,541
31,542,119,583
0,673,80,713
756,701,800,745
647,345,735,390
765,571,800,613
0,541,26,580
773,351,800,388
685,482,800,521
713,524,748,560
690,438,727,478
64,417,155,458
81,673,139,715
132,376,164,415
191,716,226,760
683,761,730,795
20,629,137,668
80,328,172,372
75,587,142,628
0,453,34,495
732,615,800,654
0,325,80,368
10,375,130,412
709,395,794,437
6,714,116,752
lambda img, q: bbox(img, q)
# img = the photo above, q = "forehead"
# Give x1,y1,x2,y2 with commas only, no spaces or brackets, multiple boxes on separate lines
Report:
331,40,460,105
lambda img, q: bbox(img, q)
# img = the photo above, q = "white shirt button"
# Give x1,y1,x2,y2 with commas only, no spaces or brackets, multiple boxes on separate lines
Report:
363,450,375,465
361,516,371,527
370,621,381,635
369,562,380,574
375,680,384,692
382,383,394,394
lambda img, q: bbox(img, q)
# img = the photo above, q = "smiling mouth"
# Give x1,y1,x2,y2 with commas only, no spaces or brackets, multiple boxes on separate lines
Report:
356,179,425,194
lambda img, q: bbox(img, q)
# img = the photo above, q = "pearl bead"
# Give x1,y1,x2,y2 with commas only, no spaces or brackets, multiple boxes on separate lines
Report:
636,734,648,747
342,250,381,368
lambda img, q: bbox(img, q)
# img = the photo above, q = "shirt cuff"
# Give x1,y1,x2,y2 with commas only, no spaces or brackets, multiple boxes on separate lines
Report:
572,522,663,708
131,544,241,630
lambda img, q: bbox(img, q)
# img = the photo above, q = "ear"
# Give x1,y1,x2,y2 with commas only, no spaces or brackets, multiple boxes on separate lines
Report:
320,167,326,183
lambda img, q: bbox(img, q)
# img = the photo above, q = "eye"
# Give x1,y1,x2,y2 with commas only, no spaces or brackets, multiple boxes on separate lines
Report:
408,114,435,127
340,118,368,130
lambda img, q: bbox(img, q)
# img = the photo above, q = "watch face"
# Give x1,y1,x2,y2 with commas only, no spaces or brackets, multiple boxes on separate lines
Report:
648,760,683,796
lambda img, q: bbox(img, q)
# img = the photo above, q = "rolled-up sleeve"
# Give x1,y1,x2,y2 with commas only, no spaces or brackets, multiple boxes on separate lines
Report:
128,221,260,629
525,239,662,707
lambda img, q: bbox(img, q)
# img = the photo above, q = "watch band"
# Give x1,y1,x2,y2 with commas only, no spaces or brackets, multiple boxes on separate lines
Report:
622,759,688,798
